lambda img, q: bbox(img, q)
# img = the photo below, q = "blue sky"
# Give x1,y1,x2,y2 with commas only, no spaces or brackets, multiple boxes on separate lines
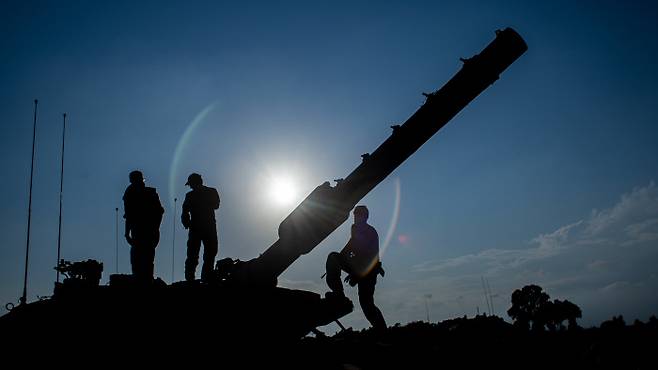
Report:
1,1,657,331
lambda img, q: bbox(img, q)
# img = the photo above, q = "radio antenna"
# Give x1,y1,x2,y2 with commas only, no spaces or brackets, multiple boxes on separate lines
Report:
21,99,39,306
56,113,67,283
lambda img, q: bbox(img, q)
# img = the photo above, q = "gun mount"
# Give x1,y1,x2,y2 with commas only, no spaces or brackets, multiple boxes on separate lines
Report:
0,28,526,352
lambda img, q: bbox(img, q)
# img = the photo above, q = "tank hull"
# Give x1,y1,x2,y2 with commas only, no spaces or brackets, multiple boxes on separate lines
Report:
0,279,352,349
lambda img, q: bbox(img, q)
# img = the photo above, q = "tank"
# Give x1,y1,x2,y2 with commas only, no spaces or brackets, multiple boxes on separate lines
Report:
0,28,527,353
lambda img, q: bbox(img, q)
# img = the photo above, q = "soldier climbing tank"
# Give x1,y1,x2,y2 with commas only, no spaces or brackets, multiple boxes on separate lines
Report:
0,28,527,351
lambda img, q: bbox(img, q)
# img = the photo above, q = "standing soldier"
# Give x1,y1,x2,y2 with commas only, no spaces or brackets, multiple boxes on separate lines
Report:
123,170,164,282
181,173,220,282
325,205,387,331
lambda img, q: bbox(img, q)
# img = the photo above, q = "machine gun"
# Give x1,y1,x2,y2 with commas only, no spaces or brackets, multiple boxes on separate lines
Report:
55,259,103,287
221,28,527,287
52,259,104,299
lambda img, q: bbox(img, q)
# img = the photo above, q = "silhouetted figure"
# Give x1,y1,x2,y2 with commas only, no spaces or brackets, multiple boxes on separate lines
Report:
123,170,164,282
181,173,220,282
325,205,386,331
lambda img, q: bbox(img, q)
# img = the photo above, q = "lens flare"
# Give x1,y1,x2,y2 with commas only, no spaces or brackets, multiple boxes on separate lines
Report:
168,102,217,205
381,177,401,257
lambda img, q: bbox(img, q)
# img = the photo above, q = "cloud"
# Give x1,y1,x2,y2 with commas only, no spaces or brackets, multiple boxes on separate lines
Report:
415,182,658,275
411,221,582,276
586,259,608,271
600,281,631,293
532,220,583,250
397,182,658,326
623,218,658,246
585,182,658,237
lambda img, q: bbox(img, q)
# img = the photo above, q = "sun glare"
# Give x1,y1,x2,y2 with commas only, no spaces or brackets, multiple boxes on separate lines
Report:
269,177,298,206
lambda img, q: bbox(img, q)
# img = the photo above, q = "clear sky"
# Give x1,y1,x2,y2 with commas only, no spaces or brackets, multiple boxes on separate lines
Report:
1,0,657,331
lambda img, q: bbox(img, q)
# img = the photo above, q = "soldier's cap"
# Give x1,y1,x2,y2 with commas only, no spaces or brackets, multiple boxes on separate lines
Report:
185,173,203,186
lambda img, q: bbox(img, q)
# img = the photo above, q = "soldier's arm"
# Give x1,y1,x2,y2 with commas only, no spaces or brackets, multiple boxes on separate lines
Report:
152,190,165,226
181,194,191,229
124,214,135,245
339,240,352,257
339,225,357,257
155,191,165,215
123,196,132,240
372,227,380,256
213,188,220,210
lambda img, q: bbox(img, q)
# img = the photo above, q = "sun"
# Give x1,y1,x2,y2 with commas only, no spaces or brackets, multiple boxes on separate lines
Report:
269,176,298,206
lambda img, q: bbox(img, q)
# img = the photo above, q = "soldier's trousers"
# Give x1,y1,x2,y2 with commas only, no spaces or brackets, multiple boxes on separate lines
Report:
326,252,387,330
185,225,218,281
130,231,159,281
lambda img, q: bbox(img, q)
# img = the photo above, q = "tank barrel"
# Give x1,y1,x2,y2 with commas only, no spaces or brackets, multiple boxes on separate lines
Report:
245,28,527,284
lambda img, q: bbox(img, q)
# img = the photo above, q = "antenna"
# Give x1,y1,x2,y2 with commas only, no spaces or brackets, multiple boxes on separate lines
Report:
21,99,38,306
481,276,491,315
172,197,177,283
485,277,495,316
56,113,67,283
115,207,119,273
484,278,496,315
424,294,432,322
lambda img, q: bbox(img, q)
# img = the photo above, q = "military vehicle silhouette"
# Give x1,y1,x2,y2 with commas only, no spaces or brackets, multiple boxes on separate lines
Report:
0,28,527,353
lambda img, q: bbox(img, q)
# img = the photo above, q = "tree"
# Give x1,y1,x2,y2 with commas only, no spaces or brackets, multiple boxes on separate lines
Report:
507,284,551,331
561,299,582,330
542,300,559,331
600,315,626,330
508,285,584,331
548,299,582,331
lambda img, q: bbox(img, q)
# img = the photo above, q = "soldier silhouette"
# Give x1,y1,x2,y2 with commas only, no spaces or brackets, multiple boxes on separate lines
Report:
325,205,387,331
181,173,220,282
122,170,164,282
